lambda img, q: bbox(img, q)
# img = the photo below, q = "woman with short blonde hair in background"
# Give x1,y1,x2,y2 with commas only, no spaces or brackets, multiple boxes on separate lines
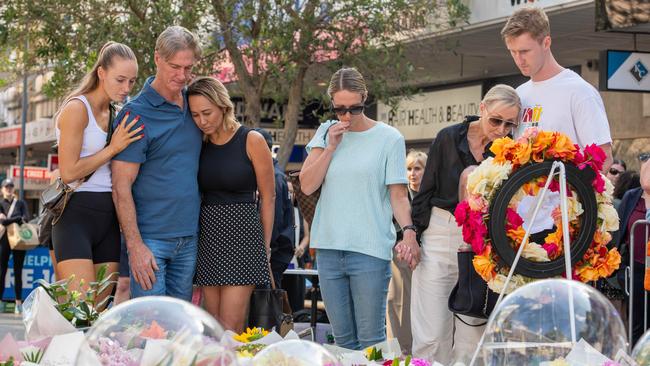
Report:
387,149,427,354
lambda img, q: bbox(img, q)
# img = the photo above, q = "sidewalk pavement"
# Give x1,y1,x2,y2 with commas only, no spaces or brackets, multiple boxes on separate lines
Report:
0,312,25,340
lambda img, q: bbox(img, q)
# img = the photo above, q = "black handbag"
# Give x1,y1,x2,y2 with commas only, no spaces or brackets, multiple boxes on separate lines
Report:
448,250,499,322
248,266,293,334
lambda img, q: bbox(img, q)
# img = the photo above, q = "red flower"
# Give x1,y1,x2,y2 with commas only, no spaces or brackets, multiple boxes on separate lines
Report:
583,144,606,171
454,201,470,226
543,242,559,259
505,208,524,231
592,173,605,193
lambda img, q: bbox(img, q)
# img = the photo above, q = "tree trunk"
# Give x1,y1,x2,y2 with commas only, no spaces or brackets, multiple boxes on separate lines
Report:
277,66,308,169
243,94,262,127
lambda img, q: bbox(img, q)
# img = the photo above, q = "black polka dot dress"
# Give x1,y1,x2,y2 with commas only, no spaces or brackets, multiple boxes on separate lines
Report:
194,126,271,287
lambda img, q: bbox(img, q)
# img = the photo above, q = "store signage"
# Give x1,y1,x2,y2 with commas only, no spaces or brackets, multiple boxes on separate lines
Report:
25,117,56,145
266,128,316,146
2,247,55,301
0,126,21,149
377,84,482,141
466,0,583,25
48,154,59,171
10,165,52,180
600,50,650,92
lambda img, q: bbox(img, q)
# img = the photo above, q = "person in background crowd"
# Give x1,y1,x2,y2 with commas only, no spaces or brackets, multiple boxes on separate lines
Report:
300,67,418,350
0,179,30,314
112,26,203,301
614,152,650,345
613,170,640,210
282,181,311,312
254,128,294,287
502,7,613,172
607,158,627,187
52,41,141,304
188,76,273,332
387,150,427,355
410,85,521,364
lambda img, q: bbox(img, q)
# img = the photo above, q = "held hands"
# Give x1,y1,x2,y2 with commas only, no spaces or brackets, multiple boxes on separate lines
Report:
326,121,350,150
129,240,159,291
396,230,421,270
295,243,308,258
109,112,144,155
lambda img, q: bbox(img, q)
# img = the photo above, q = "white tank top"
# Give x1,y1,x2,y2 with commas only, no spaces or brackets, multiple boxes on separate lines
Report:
55,95,112,192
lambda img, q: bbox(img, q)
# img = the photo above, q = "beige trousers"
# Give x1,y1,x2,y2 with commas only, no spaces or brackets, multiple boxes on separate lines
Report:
386,247,413,354
411,207,485,365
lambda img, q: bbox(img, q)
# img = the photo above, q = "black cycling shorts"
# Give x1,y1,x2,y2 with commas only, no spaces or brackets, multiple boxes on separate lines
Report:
52,192,120,264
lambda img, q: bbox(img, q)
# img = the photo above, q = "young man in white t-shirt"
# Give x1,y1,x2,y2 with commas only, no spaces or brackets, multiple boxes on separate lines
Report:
502,7,613,171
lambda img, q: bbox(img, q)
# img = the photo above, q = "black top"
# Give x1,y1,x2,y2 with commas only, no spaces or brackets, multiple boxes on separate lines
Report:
198,126,257,204
0,197,30,226
271,159,295,264
411,116,485,235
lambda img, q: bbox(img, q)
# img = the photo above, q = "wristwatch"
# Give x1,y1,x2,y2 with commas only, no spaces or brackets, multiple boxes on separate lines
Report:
402,224,418,234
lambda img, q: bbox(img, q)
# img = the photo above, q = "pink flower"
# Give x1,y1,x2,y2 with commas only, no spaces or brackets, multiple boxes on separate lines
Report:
454,201,470,226
505,208,524,231
592,173,605,193
543,242,558,258
583,144,606,172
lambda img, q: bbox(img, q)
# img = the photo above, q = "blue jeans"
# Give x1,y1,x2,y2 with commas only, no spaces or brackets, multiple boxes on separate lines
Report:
130,235,197,301
317,249,391,350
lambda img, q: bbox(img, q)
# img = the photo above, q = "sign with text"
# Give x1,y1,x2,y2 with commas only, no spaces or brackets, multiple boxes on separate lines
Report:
25,118,56,145
467,0,582,26
377,84,482,141
266,128,316,146
0,126,21,149
2,247,56,301
7,165,52,191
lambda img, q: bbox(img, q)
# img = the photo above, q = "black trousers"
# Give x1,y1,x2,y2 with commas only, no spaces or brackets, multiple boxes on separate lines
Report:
0,233,26,301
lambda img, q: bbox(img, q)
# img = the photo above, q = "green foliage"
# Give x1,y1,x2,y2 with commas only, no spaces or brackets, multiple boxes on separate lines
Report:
366,346,384,361
21,348,45,363
0,357,14,366
36,264,117,328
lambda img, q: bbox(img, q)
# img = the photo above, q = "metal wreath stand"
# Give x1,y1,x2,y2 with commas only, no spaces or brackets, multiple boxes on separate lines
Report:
469,161,578,366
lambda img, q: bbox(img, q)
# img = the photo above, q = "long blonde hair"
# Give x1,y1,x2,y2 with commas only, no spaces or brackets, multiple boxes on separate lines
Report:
54,41,136,120
187,76,239,134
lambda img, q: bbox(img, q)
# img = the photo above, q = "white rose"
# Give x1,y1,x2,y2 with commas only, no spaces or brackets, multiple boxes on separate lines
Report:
598,203,619,232
597,173,615,204
488,274,527,294
521,242,550,262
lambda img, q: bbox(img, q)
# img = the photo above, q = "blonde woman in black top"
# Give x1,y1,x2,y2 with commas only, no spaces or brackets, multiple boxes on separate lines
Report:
410,84,521,364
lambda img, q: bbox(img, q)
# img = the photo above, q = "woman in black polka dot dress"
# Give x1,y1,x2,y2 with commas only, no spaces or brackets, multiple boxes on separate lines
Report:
188,76,273,332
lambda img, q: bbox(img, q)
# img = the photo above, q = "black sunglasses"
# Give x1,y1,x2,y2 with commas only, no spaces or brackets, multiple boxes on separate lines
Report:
640,152,650,162
332,105,364,116
608,168,622,176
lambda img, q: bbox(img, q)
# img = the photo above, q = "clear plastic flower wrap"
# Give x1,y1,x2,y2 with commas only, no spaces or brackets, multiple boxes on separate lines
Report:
480,279,627,365
632,329,650,365
75,296,236,366
252,339,340,366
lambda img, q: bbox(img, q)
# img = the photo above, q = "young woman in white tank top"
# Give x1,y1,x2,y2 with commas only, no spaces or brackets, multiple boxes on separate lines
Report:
52,41,143,303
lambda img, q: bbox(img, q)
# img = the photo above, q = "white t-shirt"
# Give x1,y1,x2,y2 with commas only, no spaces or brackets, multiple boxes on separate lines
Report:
514,69,612,148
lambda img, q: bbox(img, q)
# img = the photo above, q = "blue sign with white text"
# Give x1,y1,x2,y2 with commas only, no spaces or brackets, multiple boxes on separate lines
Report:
2,246,55,301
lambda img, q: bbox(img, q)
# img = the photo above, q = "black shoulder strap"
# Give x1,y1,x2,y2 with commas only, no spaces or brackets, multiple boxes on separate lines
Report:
81,103,116,182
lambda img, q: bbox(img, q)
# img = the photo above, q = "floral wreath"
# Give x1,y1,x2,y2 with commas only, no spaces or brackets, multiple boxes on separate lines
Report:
454,128,621,294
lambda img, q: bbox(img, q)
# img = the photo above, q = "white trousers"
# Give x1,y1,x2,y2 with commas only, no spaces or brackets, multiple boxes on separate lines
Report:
411,207,485,365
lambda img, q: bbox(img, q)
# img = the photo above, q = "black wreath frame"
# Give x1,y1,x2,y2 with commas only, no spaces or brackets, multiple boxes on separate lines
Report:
488,160,599,278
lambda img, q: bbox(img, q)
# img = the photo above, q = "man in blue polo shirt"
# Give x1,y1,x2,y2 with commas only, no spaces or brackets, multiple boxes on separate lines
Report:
112,26,203,301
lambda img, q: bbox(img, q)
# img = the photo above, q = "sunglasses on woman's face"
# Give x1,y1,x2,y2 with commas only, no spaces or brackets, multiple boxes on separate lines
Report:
608,168,622,176
487,116,519,129
485,105,518,129
332,105,364,116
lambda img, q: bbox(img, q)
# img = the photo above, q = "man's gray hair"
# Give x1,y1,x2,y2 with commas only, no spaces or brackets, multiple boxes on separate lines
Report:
155,25,202,60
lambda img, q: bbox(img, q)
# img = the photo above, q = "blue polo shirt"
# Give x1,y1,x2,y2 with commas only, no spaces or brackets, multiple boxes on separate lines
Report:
113,76,202,239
